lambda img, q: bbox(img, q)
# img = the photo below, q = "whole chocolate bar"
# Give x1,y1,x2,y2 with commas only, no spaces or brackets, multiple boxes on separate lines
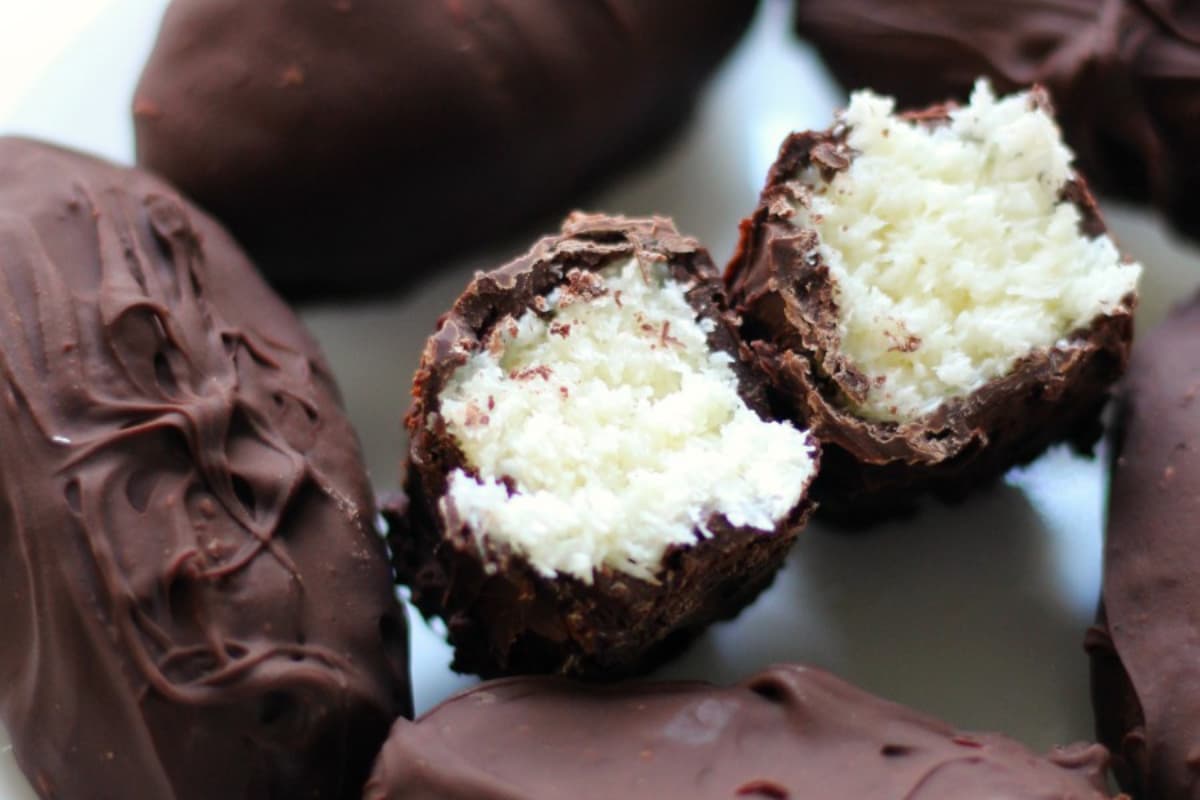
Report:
1087,294,1200,800
726,82,1138,522
392,213,818,678
133,0,758,296
365,663,1115,799
0,138,411,799
793,0,1200,242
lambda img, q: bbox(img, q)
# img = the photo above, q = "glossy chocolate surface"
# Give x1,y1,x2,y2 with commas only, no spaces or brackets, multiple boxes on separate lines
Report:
134,0,759,295
366,664,1114,799
1088,293,1200,800
0,138,411,799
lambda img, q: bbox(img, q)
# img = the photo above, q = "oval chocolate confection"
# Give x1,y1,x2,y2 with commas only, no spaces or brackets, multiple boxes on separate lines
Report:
364,663,1116,799
792,0,1200,244
726,82,1139,522
391,213,819,679
1087,294,1200,800
0,137,411,800
133,0,760,296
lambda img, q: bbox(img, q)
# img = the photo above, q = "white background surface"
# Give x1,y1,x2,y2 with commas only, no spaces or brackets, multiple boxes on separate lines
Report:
2,1,1199,797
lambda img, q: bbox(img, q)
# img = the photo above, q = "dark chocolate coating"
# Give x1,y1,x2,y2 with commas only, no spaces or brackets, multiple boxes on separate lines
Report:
133,0,758,297
793,0,1200,242
0,137,411,800
365,663,1115,799
392,213,817,679
725,93,1135,523
1086,294,1200,800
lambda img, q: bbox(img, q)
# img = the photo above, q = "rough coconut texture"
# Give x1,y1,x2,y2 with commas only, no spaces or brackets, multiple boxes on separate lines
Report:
440,257,816,583
794,81,1140,421
394,214,820,678
726,86,1138,524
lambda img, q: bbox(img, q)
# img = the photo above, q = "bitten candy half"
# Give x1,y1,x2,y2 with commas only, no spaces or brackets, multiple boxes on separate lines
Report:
0,138,411,800
391,214,818,679
1087,294,1200,800
365,664,1116,800
726,81,1139,522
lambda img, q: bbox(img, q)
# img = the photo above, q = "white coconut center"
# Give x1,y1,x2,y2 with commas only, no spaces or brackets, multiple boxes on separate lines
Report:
792,80,1140,421
439,258,816,583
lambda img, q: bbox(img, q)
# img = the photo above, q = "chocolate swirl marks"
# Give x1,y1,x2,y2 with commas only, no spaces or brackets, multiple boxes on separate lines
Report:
0,137,410,800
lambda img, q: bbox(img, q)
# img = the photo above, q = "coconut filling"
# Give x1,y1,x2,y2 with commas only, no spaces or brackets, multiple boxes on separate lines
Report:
438,258,817,584
791,80,1141,422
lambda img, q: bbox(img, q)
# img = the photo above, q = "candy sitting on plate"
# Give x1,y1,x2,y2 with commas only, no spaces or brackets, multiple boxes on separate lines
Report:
132,0,759,296
364,663,1115,799
792,0,1200,243
0,138,411,800
1087,293,1200,800
726,81,1140,523
391,213,819,679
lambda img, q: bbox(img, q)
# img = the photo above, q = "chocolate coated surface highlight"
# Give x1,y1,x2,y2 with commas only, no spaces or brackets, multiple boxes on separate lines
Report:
134,0,758,296
366,664,1115,799
0,138,411,800
1088,294,1200,800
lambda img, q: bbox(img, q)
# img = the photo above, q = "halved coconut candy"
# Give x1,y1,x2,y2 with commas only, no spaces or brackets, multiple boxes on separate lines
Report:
727,81,1140,522
392,213,819,678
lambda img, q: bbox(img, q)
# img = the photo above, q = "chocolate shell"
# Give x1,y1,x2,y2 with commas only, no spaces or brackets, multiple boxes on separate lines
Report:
392,213,818,679
1086,294,1200,800
0,138,411,800
133,0,758,296
725,93,1136,522
365,663,1115,799
792,0,1200,242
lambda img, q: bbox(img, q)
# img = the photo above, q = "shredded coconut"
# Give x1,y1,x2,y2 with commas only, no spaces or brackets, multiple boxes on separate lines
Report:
440,258,817,582
792,80,1140,421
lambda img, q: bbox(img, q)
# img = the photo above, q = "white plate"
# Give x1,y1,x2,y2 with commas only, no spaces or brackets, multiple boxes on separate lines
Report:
3,1,1199,797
